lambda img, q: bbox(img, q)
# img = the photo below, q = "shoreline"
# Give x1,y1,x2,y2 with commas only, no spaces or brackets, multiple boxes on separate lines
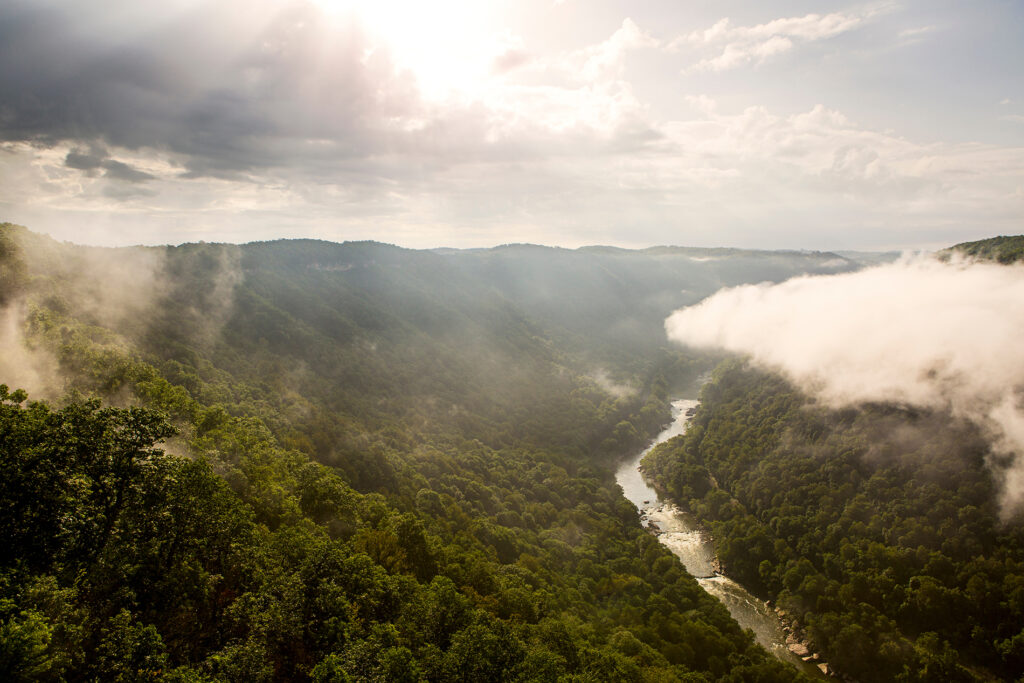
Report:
627,400,832,678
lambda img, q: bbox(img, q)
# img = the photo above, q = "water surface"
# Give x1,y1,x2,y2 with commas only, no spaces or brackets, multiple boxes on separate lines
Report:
615,399,825,677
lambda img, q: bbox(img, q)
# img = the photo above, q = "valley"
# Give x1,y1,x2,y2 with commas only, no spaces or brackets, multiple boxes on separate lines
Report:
1,224,1022,681
615,399,826,677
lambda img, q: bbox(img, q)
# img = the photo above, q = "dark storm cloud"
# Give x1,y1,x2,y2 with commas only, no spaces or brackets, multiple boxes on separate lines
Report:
0,0,422,178
101,159,155,183
0,0,675,203
64,147,107,172
64,146,153,183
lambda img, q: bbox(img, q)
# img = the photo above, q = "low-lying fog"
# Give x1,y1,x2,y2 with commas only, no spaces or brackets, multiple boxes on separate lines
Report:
666,255,1024,514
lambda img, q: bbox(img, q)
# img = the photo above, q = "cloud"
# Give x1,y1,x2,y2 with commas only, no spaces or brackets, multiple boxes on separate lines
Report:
0,303,61,399
0,2,661,206
665,257,1024,513
0,0,422,178
492,48,532,75
4,85,1023,251
654,101,1024,224
64,146,155,189
679,11,869,71
65,147,108,172
898,25,936,40
573,18,659,82
589,369,637,399
0,2,1020,250
100,160,155,184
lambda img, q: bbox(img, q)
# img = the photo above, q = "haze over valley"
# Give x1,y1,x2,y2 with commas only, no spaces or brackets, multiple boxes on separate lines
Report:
2,1,1024,681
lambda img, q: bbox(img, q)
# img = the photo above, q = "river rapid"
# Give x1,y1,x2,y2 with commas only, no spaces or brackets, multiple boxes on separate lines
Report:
615,399,826,677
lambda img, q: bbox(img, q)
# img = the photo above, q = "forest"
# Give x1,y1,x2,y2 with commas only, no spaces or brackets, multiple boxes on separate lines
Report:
0,224,849,681
641,234,1024,680
6,221,1022,681
644,359,1024,681
945,235,1024,264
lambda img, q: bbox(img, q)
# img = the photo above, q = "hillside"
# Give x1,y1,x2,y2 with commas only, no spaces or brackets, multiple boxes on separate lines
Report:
0,224,860,681
644,355,1024,680
440,244,863,366
947,235,1024,264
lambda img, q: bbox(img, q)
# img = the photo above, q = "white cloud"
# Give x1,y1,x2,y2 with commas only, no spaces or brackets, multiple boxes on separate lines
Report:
1,2,1021,251
898,25,936,39
570,18,660,82
680,11,869,71
655,101,1024,209
665,257,1024,513
6,94,1023,251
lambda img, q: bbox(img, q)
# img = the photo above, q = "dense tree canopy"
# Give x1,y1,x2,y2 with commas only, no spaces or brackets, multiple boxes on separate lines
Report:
946,234,1024,264
0,225,825,681
644,360,1024,681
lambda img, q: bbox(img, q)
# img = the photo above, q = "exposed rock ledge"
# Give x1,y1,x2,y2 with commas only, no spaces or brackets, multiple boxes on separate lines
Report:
776,607,833,677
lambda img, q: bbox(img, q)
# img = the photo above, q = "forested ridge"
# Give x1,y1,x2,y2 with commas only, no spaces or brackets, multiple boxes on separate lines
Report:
946,235,1024,264
644,361,1024,681
0,224,847,681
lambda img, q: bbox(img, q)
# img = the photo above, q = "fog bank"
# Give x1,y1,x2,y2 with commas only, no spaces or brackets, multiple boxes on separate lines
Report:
665,256,1024,512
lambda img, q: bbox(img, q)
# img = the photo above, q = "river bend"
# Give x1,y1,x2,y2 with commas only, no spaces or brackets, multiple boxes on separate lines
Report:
615,399,826,677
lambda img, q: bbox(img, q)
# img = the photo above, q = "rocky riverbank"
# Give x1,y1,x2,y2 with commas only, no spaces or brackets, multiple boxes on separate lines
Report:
773,605,833,677
617,399,829,678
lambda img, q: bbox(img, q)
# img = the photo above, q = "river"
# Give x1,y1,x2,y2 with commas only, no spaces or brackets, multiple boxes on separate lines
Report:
615,399,827,678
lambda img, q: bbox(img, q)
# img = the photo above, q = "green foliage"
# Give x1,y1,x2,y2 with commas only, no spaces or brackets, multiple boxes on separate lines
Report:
645,361,1024,681
945,234,1024,264
0,226,831,680
0,383,799,681
0,385,177,573
0,607,58,681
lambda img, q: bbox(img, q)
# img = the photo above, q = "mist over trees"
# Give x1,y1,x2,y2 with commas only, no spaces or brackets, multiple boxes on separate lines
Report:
946,235,1024,264
0,224,853,681
645,237,1024,681
4,222,1020,681
644,361,1024,680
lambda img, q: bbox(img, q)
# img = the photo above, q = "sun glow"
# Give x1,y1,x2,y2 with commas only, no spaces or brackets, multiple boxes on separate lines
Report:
311,0,506,100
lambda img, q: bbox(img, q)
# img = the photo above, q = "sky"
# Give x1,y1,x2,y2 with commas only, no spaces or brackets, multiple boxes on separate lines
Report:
0,0,1022,250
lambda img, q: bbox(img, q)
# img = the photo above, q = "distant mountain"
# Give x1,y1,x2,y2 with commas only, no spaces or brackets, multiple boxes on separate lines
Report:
2,224,871,402
437,242,861,366
834,249,902,265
